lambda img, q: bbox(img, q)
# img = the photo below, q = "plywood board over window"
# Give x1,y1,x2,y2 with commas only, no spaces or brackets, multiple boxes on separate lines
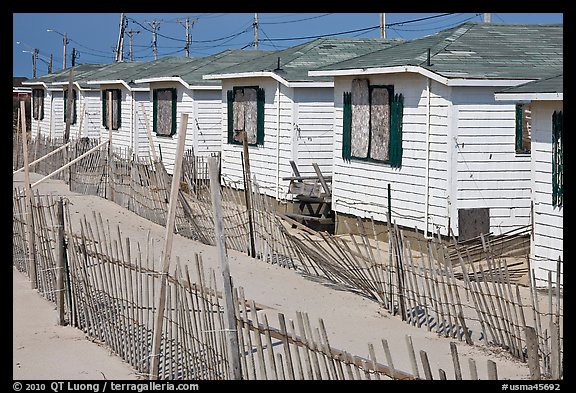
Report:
370,86,391,161
351,79,370,158
343,78,401,167
102,89,121,130
153,88,177,137
515,103,532,154
32,89,44,120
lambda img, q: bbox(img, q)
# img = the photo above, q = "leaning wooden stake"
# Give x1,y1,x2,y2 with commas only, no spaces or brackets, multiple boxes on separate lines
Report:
150,113,188,380
20,100,37,290
209,155,242,379
56,197,66,325
525,326,541,380
450,341,462,380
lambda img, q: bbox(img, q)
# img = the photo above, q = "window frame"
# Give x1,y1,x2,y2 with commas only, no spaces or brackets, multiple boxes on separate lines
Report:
102,89,122,130
63,89,77,125
342,79,403,168
152,88,177,137
227,85,265,146
515,102,532,154
32,88,44,121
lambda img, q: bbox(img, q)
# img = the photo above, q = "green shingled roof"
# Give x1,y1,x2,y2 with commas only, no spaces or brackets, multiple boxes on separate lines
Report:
206,37,402,82
315,22,563,81
24,63,108,87
143,49,273,86
497,74,563,94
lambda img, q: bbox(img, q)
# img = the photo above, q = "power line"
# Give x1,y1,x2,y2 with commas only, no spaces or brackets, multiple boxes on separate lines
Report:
260,13,334,25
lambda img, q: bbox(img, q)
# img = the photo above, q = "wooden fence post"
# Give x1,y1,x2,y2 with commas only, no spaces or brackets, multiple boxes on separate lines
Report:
56,197,66,325
150,113,188,380
450,341,462,380
21,100,37,290
209,155,242,380
525,326,541,380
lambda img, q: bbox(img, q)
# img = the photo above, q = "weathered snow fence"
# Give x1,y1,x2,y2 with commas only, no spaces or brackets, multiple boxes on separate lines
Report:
13,133,562,379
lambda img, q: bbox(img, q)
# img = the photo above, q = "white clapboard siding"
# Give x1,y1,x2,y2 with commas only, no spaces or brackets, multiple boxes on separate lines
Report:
82,90,102,139
293,87,335,178
134,91,152,160
193,89,223,156
530,101,563,283
51,91,65,139
453,87,532,235
333,74,451,234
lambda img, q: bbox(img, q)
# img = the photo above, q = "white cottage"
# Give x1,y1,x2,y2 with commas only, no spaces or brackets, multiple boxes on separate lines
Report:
203,38,400,200
495,74,563,284
309,22,563,239
134,50,271,174
85,58,198,163
23,64,106,141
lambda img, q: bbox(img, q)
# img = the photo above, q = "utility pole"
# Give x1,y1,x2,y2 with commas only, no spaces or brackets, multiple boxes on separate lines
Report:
115,13,126,62
483,13,492,23
63,32,67,69
253,13,258,49
380,13,386,39
176,16,197,58
145,19,162,60
49,54,53,74
126,29,140,62
71,48,77,66
32,49,38,78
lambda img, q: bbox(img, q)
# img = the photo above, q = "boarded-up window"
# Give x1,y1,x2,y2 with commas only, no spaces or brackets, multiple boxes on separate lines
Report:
32,89,44,120
552,110,563,208
342,79,402,167
153,88,177,137
63,89,77,125
102,89,121,130
515,103,532,154
227,86,265,146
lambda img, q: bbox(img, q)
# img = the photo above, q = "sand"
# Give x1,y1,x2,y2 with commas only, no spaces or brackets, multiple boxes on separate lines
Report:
12,171,533,381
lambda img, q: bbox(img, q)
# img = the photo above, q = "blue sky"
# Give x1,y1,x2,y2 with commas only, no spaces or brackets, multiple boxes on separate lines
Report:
13,13,563,78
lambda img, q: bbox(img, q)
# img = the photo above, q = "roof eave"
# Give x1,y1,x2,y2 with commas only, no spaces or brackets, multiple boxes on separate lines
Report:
495,92,564,101
86,80,145,91
203,71,291,87
309,66,539,87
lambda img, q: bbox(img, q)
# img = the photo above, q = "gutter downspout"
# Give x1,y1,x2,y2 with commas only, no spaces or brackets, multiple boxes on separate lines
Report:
276,81,281,201
424,77,432,239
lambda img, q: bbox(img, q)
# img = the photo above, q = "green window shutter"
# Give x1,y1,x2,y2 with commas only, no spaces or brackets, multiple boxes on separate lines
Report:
389,93,404,168
102,91,107,128
171,88,177,136
39,90,44,120
63,90,67,122
152,89,158,134
552,110,563,208
227,90,234,144
116,89,121,129
515,104,523,153
72,90,77,125
342,92,352,162
256,87,265,145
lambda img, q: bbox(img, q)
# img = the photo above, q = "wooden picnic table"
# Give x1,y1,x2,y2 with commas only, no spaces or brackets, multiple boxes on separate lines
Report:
282,161,334,227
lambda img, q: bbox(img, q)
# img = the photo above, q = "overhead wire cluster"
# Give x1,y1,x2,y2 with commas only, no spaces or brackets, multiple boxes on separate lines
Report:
26,13,494,69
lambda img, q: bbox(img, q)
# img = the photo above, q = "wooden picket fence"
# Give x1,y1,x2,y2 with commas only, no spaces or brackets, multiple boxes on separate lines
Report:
13,135,562,379
12,190,506,380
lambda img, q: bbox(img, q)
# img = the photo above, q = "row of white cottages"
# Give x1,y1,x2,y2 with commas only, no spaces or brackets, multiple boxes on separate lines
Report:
24,22,562,282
